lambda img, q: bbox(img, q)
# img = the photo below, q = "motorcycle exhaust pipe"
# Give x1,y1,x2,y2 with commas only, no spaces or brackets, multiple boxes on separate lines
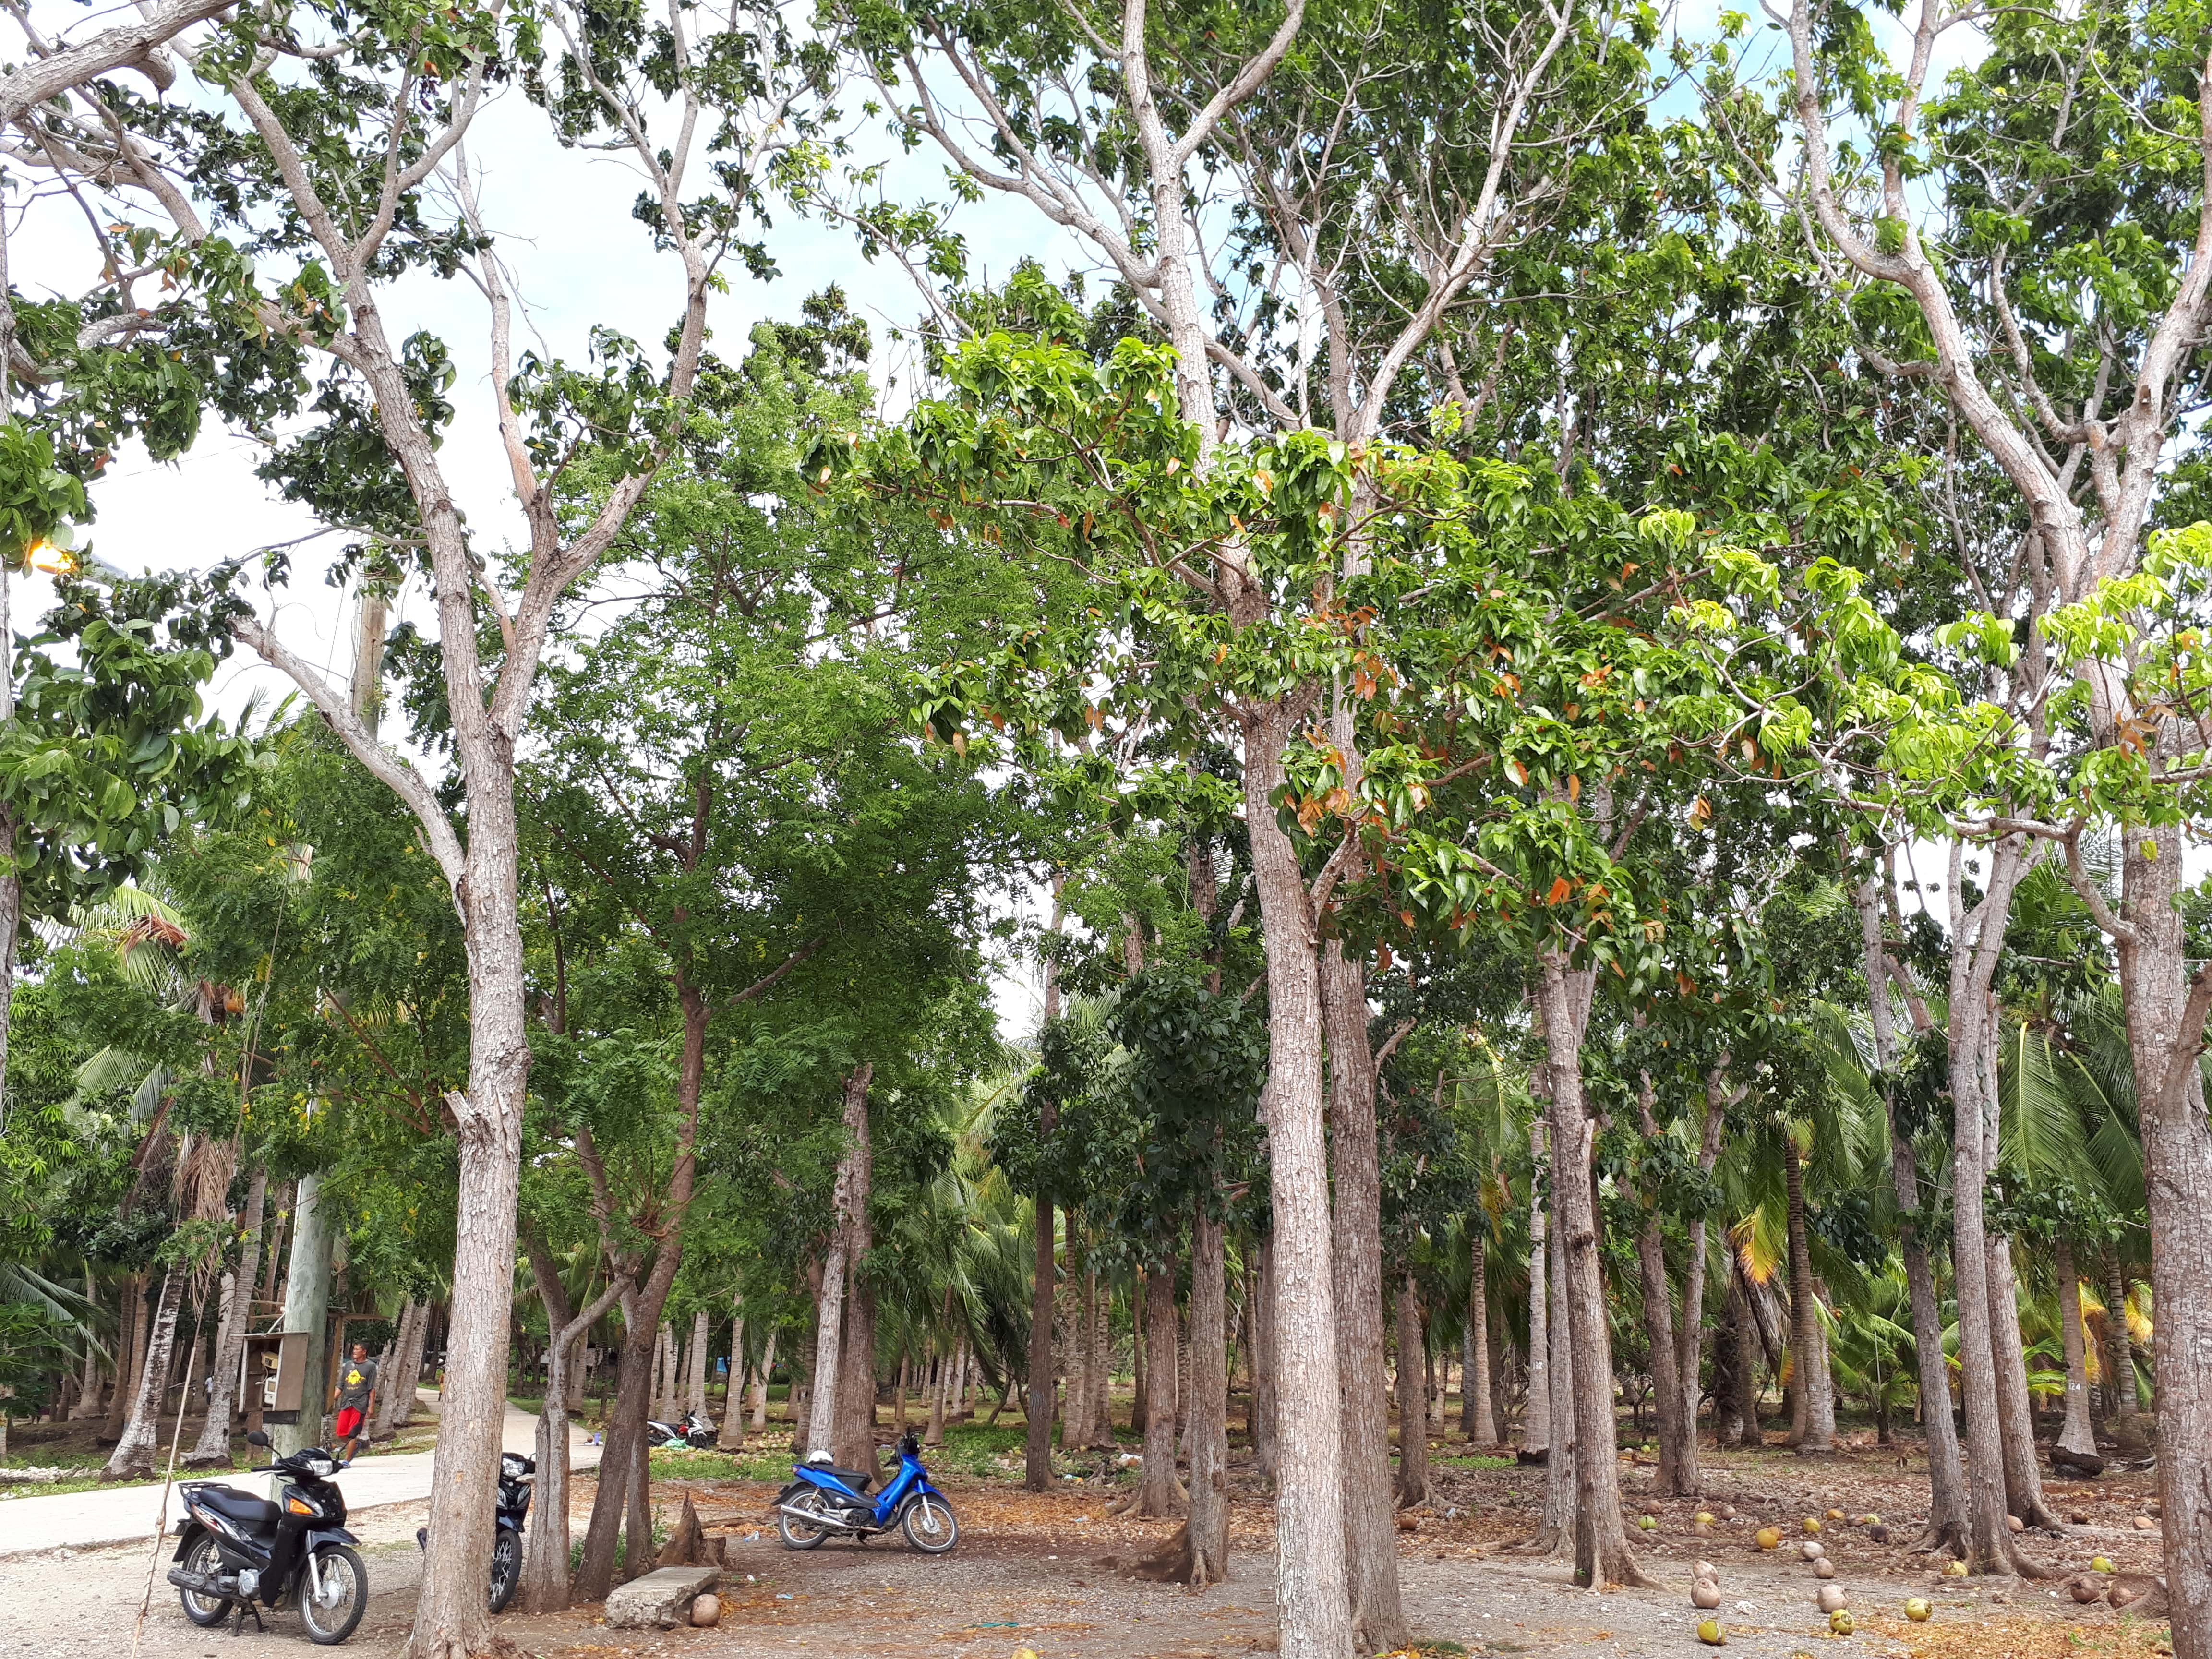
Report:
167,1567,240,1597
776,1501,865,1530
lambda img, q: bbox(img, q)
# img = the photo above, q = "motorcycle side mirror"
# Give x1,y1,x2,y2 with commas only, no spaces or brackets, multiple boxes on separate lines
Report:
246,1430,271,1447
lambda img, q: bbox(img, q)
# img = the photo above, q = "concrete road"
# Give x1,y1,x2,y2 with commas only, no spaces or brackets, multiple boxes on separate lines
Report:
0,1397,598,1560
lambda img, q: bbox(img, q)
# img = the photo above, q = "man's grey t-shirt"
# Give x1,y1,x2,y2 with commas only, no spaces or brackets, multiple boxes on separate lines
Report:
337,1357,377,1414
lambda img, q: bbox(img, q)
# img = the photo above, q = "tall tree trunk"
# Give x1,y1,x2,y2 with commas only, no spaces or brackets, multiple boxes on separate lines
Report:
686,1308,709,1418
1322,946,1403,1650
1924,837,2039,1577
574,984,714,1599
805,1063,873,1458
1524,1121,1551,1455
1986,1235,2062,1528
1781,1138,1835,1453
1025,1189,1056,1489
103,1271,145,1443
835,1275,879,1480
393,1298,432,1429
1183,1203,1230,1586
71,1270,102,1421
519,1221,625,1615
721,1310,745,1443
1241,696,1353,1659
1253,1240,1279,1483
189,1168,267,1465
372,1299,422,1440
831,1069,880,1484
1536,953,1655,1589
751,1329,776,1432
1631,1074,1692,1495
1671,1066,1731,1485
2100,1245,2137,1423
1463,1225,1495,1443
1131,1262,1184,1516
1132,1270,1148,1431
104,1267,184,1477
1536,1140,1578,1548
926,1305,950,1447
1394,1274,1430,1508
2053,1238,2097,1464
1854,872,1969,1548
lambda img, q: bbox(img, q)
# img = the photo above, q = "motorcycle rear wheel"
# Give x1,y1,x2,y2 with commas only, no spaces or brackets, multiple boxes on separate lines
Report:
777,1488,830,1551
299,1543,367,1645
176,1532,232,1627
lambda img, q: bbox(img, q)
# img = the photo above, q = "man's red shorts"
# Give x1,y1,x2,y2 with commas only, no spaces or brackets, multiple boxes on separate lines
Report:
334,1407,364,1440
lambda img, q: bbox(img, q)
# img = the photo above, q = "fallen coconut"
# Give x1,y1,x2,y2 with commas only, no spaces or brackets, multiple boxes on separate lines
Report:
1944,1560,1969,1577
1694,1560,1720,1582
2007,1515,2025,1533
1816,1585,1847,1615
1756,1527,1782,1551
1827,1610,1854,1636
2068,1576,2104,1604
1826,1508,1845,1521
1813,1559,1836,1581
1801,1540,1826,1562
1693,1581,1723,1611
1902,1599,1933,1623
1697,1618,1726,1646
1866,1526,1891,1545
1858,1514,1879,1527
1640,1515,1660,1532
2133,1515,2159,1531
2091,1555,2116,1574
1695,1512,1717,1526
1802,1516,1822,1535
1719,1504,1738,1520
689,1595,720,1629
2109,1583,2142,1610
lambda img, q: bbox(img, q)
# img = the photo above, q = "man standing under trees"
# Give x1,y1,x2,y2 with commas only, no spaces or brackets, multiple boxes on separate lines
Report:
334,1342,378,1463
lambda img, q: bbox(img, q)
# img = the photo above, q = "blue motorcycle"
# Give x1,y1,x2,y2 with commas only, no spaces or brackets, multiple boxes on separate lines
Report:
774,1431,958,1553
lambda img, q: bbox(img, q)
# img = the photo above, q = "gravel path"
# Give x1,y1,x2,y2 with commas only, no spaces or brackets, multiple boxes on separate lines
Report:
0,1445,2176,1659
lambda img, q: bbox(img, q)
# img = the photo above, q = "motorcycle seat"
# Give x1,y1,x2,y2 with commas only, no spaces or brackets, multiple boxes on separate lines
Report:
194,1487,280,1528
803,1463,875,1494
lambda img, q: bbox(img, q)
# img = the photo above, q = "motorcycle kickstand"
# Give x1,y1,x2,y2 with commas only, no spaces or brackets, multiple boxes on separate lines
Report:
231,1601,265,1637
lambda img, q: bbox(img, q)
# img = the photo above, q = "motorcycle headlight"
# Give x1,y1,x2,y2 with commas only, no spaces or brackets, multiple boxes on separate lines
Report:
501,1455,525,1479
304,1458,336,1478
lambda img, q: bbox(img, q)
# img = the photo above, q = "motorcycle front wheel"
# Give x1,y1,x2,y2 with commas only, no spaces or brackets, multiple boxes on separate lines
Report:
900,1493,958,1554
298,1543,367,1645
777,1488,829,1551
176,1531,232,1626
488,1530,521,1614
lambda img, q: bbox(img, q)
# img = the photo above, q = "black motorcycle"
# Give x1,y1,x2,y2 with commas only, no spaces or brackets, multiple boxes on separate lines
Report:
415,1450,533,1613
169,1429,367,1645
644,1411,717,1450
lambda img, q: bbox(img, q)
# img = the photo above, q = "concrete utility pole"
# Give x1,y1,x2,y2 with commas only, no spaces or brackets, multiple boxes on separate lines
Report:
274,589,385,1457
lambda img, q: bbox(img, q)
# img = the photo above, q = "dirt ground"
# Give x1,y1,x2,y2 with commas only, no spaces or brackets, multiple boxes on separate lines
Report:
0,1438,2177,1659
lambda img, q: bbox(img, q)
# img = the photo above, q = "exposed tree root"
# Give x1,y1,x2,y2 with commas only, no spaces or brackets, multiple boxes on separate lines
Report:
1507,1522,1569,1557
1908,1518,1969,1557
1126,1521,1226,1588
1107,1476,1189,1519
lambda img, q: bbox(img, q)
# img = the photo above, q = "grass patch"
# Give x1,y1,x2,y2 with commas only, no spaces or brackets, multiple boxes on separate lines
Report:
649,1445,791,1482
1435,1453,1517,1470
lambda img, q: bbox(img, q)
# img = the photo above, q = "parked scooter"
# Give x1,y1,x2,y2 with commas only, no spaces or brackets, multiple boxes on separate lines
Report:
644,1411,717,1450
773,1431,957,1553
414,1450,533,1612
169,1429,367,1645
